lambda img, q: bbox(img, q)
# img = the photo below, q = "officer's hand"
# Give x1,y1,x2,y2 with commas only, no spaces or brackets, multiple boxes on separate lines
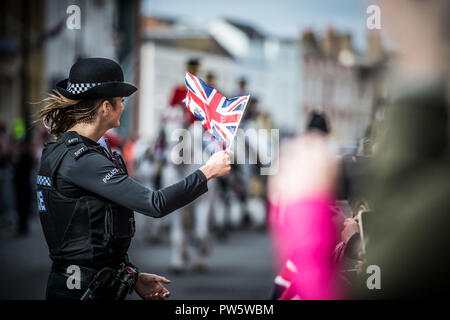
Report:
134,273,171,300
200,150,233,180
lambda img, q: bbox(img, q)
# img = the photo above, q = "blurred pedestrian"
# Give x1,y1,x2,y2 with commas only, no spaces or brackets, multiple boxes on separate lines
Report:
205,71,216,88
269,111,343,299
0,123,15,230
123,133,138,178
13,140,35,235
134,144,166,243
236,77,249,96
168,58,200,126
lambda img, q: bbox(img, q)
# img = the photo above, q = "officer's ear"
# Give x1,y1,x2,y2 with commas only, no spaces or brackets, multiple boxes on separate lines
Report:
99,99,115,116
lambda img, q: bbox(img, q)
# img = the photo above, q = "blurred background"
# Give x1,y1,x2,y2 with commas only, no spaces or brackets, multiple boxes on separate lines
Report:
0,0,427,299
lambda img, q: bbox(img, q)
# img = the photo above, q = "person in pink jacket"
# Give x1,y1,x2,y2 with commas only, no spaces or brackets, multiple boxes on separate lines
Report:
269,112,343,300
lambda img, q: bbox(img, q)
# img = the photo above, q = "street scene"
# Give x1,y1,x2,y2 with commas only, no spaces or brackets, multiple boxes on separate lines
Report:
1,0,449,302
0,217,273,300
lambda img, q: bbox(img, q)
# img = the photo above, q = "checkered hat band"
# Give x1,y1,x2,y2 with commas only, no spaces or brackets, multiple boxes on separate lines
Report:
67,81,103,94
37,175,52,187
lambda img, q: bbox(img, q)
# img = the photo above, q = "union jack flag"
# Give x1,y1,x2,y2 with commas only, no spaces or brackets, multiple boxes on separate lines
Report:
183,73,249,145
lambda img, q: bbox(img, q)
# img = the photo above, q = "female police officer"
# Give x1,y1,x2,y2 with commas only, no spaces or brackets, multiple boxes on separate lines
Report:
36,58,232,300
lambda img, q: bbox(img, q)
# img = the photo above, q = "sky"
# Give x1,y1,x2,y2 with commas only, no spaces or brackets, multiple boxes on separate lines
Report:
142,0,370,50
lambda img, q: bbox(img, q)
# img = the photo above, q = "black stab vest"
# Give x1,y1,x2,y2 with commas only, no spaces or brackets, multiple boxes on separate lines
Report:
36,132,135,267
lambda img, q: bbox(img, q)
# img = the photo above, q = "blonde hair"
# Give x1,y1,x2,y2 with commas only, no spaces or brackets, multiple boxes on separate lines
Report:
35,90,112,139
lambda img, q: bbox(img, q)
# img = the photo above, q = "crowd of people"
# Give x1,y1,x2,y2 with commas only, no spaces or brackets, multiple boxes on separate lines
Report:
0,123,50,236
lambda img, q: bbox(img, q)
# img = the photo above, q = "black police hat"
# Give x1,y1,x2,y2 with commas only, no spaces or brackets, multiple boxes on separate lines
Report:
56,58,137,100
186,58,200,66
307,111,329,134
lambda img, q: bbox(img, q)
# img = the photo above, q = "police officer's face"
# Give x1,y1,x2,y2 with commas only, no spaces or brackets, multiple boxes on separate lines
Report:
107,97,125,128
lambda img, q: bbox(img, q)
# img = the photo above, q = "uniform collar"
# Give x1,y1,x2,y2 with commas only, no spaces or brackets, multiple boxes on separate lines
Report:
62,131,99,147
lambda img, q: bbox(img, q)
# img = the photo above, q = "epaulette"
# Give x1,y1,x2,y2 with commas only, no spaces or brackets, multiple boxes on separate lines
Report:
71,144,89,160
65,136,83,146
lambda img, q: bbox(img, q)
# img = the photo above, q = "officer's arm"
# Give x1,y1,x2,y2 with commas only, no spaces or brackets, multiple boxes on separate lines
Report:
63,152,208,218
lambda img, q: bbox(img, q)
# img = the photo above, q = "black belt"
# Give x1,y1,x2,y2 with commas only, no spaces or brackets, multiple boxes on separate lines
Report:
51,259,130,278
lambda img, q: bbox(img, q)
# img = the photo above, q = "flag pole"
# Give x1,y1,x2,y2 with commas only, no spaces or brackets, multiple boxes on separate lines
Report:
226,95,250,151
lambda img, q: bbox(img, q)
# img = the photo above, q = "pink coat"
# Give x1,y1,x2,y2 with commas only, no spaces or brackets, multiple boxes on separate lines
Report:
270,193,341,299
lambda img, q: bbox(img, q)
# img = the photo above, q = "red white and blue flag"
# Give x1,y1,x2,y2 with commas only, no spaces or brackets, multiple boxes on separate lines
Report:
183,73,249,146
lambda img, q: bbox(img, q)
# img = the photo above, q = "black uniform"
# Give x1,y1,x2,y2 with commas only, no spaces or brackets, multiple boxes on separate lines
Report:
37,131,208,299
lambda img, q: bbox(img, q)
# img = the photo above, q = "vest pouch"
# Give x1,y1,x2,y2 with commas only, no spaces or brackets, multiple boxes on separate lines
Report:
103,203,135,254
104,204,114,245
